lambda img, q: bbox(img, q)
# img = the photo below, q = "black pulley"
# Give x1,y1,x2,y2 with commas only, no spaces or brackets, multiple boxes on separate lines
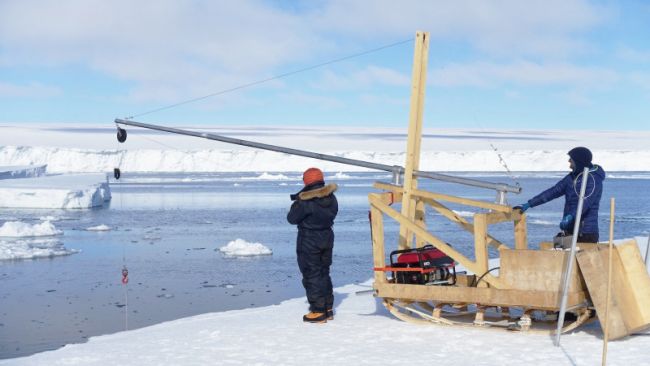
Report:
114,168,121,180
117,127,127,143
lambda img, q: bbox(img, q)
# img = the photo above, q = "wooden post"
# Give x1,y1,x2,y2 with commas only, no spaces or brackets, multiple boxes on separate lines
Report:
602,198,615,366
399,31,430,249
370,203,387,284
474,213,489,287
514,213,528,250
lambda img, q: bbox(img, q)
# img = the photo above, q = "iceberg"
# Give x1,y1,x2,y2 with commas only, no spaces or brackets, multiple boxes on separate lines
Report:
0,164,47,179
0,173,111,209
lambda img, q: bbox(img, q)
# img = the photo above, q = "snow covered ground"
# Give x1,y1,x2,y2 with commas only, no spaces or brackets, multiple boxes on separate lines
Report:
1,125,650,172
0,165,47,179
0,173,111,209
2,279,648,366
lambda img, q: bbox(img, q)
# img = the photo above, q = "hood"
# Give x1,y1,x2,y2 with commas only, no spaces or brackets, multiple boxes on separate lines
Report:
298,183,338,201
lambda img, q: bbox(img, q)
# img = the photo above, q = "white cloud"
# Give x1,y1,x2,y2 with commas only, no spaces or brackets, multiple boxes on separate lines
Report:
0,0,612,106
617,47,650,63
312,0,606,58
0,81,62,98
314,65,410,90
430,61,620,89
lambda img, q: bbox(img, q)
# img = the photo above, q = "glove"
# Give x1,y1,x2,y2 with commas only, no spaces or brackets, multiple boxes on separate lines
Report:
513,202,530,213
559,214,574,230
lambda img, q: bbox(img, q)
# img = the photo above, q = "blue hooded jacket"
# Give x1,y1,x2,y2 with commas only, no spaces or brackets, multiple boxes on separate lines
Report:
528,164,605,236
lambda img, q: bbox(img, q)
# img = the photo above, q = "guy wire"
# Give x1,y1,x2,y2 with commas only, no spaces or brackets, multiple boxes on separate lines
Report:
124,37,413,120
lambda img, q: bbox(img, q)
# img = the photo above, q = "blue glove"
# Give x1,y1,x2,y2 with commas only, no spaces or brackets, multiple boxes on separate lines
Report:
559,214,574,230
513,202,530,213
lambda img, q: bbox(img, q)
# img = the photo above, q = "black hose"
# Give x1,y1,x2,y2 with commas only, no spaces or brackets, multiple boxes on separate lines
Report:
472,267,500,287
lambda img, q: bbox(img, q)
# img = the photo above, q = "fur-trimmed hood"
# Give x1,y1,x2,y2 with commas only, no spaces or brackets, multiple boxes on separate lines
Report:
298,183,338,200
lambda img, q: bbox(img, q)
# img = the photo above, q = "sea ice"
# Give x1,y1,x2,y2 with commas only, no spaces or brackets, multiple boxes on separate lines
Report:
0,238,77,261
0,173,111,209
86,224,111,231
0,221,63,237
0,165,47,179
218,238,272,257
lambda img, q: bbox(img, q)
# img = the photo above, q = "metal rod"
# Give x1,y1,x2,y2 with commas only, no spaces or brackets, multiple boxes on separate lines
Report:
115,118,521,194
555,166,590,346
602,197,615,366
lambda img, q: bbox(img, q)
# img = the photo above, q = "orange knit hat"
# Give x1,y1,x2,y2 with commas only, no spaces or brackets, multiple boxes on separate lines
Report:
303,167,324,186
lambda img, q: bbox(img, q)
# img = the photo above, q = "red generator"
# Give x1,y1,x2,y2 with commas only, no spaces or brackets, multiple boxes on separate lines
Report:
389,244,456,285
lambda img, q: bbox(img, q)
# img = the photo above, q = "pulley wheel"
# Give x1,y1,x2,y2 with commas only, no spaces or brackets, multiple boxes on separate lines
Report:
117,127,127,143
114,168,121,180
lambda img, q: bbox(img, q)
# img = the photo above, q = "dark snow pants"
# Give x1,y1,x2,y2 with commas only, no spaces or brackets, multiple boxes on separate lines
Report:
296,228,334,313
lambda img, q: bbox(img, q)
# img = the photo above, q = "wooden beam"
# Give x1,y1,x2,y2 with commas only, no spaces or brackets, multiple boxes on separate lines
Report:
399,31,430,250
374,182,512,213
369,198,387,285
374,282,587,310
423,198,509,251
514,213,528,250
474,213,489,288
369,195,508,289
485,210,521,225
412,188,512,213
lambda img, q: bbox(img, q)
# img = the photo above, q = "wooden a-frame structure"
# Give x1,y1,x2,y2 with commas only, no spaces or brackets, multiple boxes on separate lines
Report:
369,31,650,336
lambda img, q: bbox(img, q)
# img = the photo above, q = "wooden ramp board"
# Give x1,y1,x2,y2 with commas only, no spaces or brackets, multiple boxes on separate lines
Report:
576,247,629,340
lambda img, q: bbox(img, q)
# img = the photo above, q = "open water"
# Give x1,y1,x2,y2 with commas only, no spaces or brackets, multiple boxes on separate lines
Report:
1,171,649,359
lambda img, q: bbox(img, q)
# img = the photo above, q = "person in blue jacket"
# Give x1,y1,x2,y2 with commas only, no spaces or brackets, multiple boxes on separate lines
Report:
515,147,605,243
287,167,338,323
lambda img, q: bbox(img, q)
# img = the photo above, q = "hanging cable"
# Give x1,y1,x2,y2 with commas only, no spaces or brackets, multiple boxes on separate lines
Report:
123,37,413,120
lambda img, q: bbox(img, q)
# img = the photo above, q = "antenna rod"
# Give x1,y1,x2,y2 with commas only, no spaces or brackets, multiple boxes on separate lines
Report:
114,118,521,194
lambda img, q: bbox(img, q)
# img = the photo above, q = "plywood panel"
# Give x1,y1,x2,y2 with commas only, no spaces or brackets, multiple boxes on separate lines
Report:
576,248,629,340
501,250,584,293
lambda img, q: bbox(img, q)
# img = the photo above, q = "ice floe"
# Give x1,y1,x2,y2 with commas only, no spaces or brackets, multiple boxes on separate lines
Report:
0,221,63,237
0,165,47,179
0,173,111,209
218,239,272,257
86,224,111,231
0,238,78,260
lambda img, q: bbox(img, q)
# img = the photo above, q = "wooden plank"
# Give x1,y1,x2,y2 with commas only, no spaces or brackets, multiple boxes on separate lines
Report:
398,31,429,250
500,250,584,293
485,211,521,225
615,241,650,333
370,202,387,285
424,198,509,251
474,213,489,288
514,214,528,250
412,188,512,213
369,195,508,289
415,199,427,248
576,248,629,340
374,282,586,310
373,182,512,214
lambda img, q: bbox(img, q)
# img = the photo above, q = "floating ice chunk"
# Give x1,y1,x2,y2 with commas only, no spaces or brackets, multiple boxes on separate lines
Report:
329,172,351,179
0,238,78,260
218,239,272,257
249,172,290,180
0,165,47,179
0,221,63,237
0,173,111,209
39,215,61,222
451,210,474,218
86,224,111,231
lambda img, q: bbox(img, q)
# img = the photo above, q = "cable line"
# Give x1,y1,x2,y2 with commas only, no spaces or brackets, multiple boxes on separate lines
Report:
124,37,413,120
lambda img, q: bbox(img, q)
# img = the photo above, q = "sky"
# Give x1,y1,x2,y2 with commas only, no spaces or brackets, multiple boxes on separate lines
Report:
0,0,649,130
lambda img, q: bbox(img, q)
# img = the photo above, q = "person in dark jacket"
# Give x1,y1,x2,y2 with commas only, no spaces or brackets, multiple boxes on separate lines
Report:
287,167,338,323
515,147,605,243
